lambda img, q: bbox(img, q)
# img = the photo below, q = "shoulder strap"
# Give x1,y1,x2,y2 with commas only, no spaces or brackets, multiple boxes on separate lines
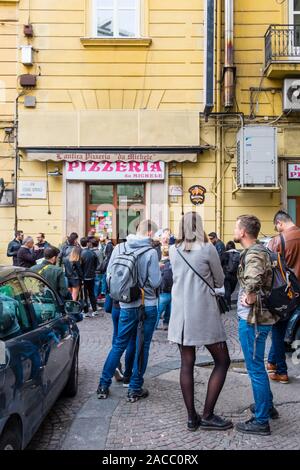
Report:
176,248,215,294
279,234,286,261
37,264,51,276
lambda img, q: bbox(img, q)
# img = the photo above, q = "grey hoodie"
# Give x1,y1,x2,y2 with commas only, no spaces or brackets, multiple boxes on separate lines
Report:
107,234,161,308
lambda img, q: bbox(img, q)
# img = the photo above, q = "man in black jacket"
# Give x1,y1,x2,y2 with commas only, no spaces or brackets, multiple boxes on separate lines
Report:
17,236,39,268
7,230,24,266
80,237,98,317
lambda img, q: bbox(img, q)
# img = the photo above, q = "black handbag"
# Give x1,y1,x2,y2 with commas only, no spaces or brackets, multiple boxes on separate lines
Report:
176,248,229,315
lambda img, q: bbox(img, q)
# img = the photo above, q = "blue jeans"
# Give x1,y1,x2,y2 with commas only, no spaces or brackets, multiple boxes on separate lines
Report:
111,306,136,378
268,319,289,375
94,274,102,298
238,319,273,424
99,306,157,392
156,293,172,328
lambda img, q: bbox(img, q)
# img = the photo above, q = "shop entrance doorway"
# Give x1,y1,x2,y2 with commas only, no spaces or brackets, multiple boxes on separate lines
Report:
87,183,145,242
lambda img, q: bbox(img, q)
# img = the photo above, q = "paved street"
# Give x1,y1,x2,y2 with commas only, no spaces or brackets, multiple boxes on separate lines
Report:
29,308,300,451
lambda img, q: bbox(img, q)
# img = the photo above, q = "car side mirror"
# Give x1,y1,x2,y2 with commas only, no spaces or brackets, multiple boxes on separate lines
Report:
64,301,83,322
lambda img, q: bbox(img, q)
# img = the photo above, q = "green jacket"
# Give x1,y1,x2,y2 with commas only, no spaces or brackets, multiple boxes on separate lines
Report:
238,242,277,325
31,260,69,300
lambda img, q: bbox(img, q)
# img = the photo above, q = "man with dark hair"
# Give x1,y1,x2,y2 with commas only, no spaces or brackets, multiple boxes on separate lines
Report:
208,232,226,257
7,230,24,266
266,210,300,384
97,219,161,402
233,214,278,436
31,246,69,300
80,237,98,317
35,232,50,260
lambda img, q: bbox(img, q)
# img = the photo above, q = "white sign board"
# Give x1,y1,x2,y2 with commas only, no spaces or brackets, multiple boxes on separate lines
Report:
288,163,300,180
18,180,47,199
65,161,165,181
169,185,183,196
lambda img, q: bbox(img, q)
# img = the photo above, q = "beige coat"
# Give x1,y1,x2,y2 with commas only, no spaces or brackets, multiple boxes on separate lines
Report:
168,242,227,346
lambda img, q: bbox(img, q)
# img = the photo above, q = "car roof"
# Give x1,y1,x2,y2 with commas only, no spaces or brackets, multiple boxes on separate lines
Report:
0,266,26,280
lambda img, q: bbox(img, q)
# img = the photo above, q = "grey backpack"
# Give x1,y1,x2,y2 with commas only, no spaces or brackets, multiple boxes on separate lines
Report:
107,243,152,303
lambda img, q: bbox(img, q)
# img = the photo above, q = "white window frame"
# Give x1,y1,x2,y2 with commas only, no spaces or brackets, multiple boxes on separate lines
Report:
289,0,300,55
93,0,140,38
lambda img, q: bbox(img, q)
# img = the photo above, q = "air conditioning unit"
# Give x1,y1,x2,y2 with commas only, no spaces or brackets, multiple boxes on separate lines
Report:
236,126,277,188
283,78,300,112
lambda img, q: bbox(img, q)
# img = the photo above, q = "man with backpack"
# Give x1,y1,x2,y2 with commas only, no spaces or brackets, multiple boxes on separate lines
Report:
233,214,279,436
96,219,161,402
221,241,240,309
266,210,300,384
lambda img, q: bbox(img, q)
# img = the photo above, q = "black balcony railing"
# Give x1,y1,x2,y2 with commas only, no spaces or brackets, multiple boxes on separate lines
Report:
265,24,300,68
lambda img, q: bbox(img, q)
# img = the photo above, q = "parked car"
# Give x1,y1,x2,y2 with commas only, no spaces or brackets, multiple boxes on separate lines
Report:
0,266,82,450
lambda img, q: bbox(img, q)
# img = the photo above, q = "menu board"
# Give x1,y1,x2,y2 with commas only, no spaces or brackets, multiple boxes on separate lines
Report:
90,209,113,236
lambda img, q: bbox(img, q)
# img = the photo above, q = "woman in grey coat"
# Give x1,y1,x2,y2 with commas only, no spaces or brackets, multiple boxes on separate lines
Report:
168,212,232,432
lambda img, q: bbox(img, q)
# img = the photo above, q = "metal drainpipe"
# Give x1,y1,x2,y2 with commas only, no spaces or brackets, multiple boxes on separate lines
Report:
224,0,234,108
216,0,222,237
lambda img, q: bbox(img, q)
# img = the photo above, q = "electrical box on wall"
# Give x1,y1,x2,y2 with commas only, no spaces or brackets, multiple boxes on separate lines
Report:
236,126,277,187
21,45,33,65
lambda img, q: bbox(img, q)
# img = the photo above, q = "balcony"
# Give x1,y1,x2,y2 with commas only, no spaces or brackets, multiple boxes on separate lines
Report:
264,25,300,78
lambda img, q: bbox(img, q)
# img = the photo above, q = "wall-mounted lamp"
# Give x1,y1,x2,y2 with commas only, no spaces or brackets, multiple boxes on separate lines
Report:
48,168,62,177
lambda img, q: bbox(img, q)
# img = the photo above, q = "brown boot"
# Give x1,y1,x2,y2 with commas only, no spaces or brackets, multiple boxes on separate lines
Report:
266,363,277,374
269,373,289,384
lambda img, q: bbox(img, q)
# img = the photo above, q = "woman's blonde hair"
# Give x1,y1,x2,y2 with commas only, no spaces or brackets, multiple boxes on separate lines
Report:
176,211,208,251
69,246,81,263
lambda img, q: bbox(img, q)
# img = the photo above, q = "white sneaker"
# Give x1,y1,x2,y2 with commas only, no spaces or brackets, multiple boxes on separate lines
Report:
85,312,95,318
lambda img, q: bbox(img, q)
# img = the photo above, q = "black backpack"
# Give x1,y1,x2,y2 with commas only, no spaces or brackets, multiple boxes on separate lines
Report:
226,251,240,275
245,237,300,321
160,260,173,293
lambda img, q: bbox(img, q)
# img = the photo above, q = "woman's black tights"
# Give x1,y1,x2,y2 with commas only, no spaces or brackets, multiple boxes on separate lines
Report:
179,342,231,421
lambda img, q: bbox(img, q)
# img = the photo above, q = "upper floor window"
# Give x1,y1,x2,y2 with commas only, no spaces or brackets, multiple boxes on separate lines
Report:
93,0,140,38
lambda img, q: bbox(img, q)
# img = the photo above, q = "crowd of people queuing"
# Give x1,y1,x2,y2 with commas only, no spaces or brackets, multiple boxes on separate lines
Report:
5,209,300,436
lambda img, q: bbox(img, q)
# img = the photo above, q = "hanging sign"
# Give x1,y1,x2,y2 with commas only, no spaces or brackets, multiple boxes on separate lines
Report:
288,163,300,180
66,161,165,180
189,185,206,205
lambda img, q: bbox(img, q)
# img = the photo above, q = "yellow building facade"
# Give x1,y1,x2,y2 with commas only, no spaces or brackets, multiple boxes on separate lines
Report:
1,0,300,263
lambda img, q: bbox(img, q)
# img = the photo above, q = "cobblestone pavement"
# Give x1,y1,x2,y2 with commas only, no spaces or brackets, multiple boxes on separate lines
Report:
29,308,300,450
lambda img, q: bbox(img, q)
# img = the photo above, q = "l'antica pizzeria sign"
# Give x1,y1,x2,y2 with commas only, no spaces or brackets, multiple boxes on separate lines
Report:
65,161,165,180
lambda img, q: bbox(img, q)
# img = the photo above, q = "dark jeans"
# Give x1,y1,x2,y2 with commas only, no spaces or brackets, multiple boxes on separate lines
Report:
268,319,289,375
99,306,157,392
111,306,136,378
224,274,237,308
83,279,97,313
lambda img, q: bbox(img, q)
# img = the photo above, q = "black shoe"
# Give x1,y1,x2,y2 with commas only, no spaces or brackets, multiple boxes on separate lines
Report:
249,403,279,420
200,414,233,431
187,413,201,432
114,367,124,382
123,375,131,388
236,417,271,436
127,388,149,403
96,386,109,399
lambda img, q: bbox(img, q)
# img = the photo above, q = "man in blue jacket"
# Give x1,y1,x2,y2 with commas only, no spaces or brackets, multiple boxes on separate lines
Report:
97,219,161,402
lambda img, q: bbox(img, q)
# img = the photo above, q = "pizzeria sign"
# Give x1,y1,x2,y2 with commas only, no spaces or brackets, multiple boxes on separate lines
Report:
288,163,300,180
65,161,165,180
